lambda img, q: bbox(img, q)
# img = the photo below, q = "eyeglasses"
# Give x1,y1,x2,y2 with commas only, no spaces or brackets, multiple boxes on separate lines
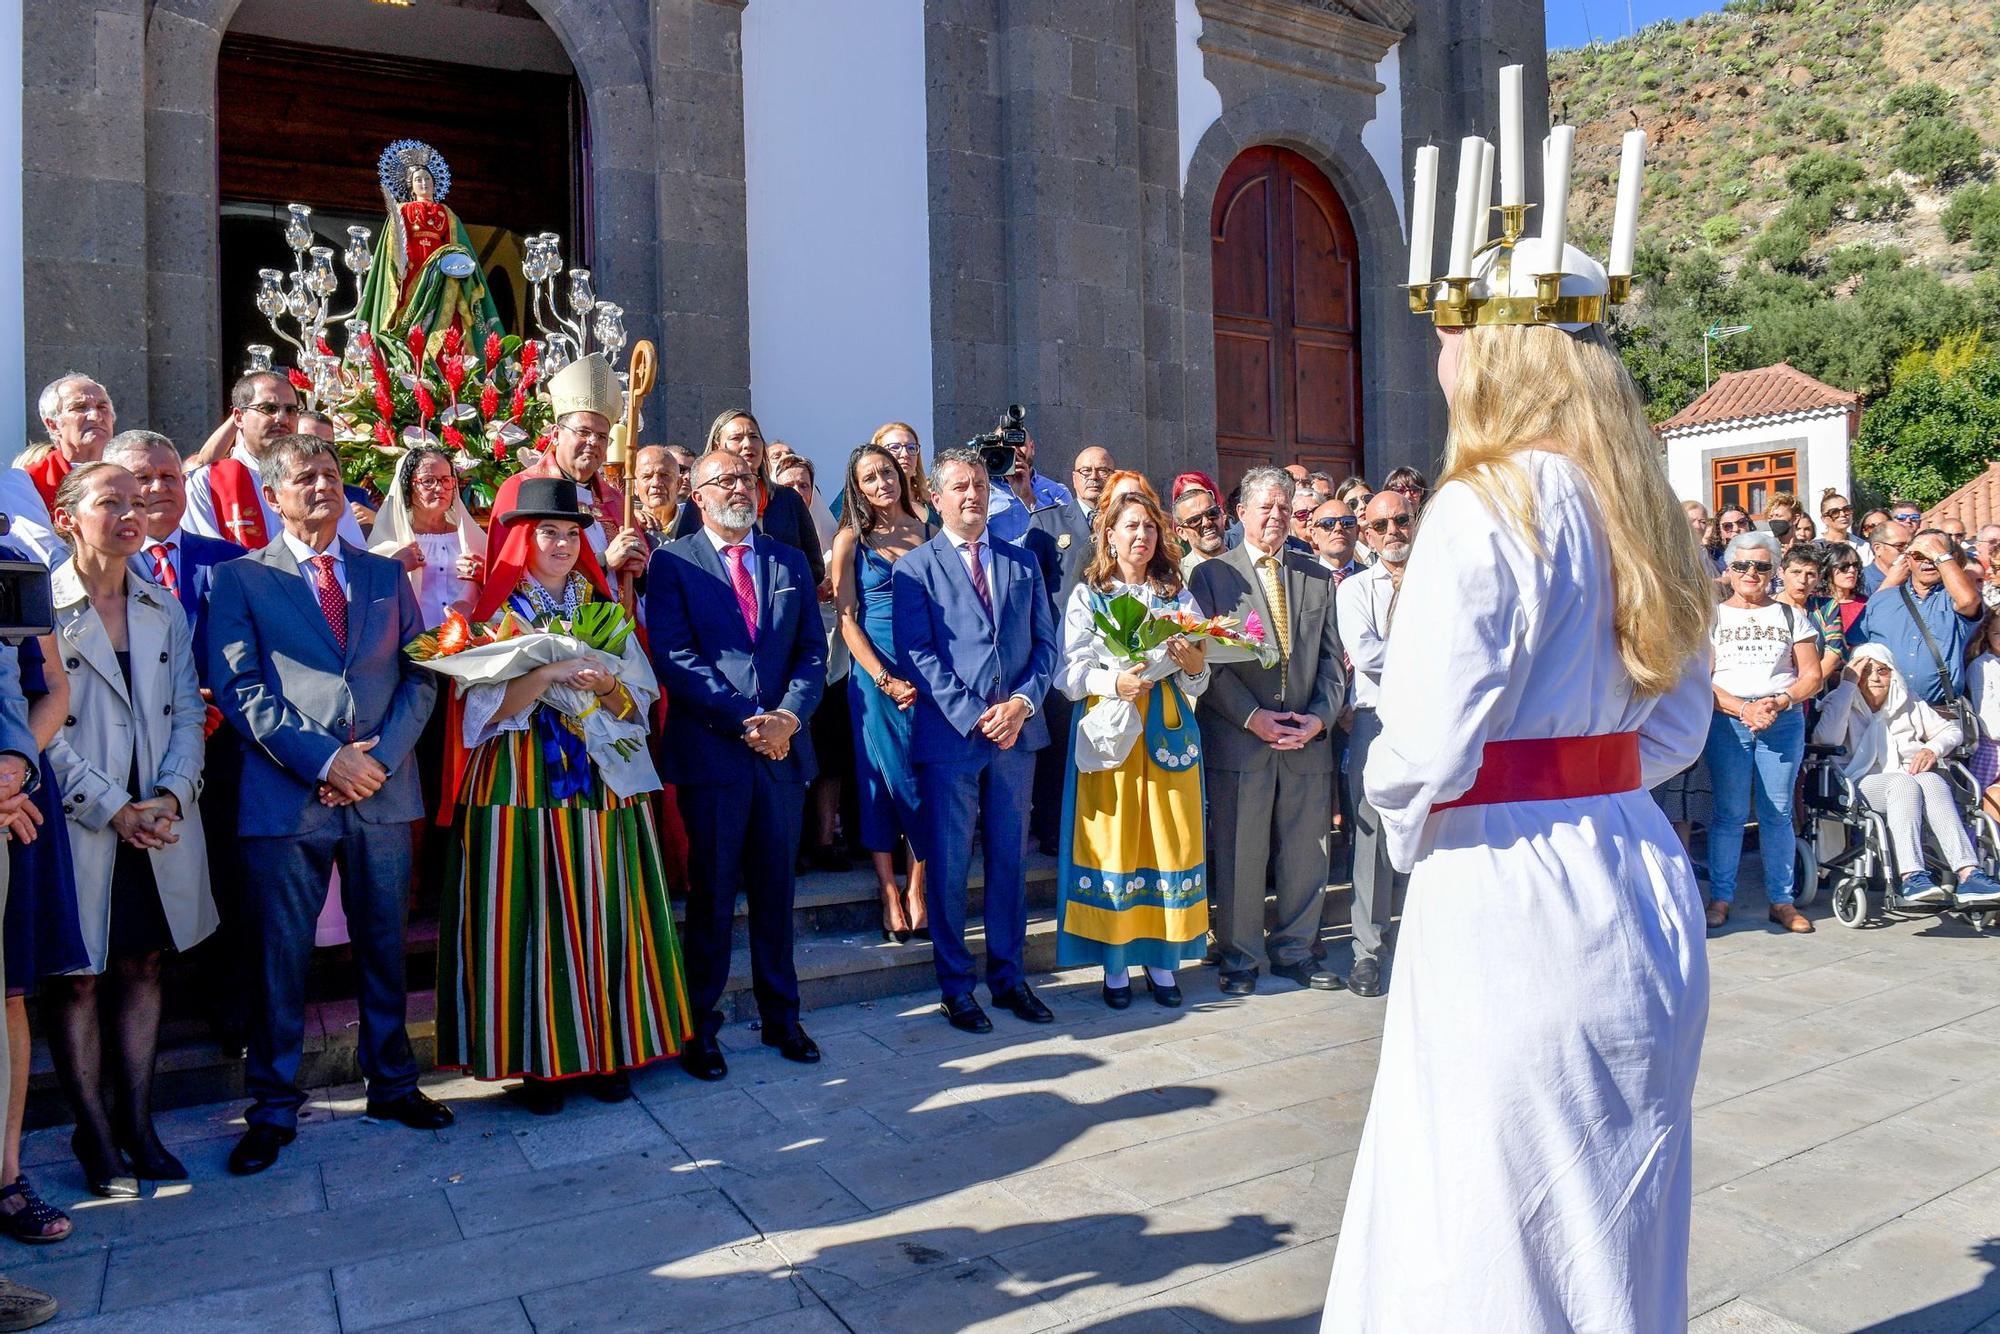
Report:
1727,560,1774,574
410,475,455,491
1822,506,1851,519
1311,515,1358,532
1074,465,1114,480
1388,484,1426,498
1363,514,1415,534
1876,540,1908,553
697,471,757,492
1292,508,1316,523
1891,510,1922,523
1176,507,1223,529
1718,520,1750,533
1831,562,1860,573
243,402,298,418
560,425,611,447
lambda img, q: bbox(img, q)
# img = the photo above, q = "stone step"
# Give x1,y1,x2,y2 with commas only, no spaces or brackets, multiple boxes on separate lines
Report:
23,869,1350,1129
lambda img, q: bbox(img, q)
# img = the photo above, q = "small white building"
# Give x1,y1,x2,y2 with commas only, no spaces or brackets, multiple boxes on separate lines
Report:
1660,363,1861,517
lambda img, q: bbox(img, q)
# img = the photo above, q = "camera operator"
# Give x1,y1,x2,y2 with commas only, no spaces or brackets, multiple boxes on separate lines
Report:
981,410,1070,544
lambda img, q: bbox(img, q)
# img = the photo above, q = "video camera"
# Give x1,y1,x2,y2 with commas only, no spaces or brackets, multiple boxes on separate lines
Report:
967,404,1028,478
0,515,53,640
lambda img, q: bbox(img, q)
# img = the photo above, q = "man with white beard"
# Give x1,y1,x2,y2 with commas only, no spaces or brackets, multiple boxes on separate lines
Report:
1335,488,1416,998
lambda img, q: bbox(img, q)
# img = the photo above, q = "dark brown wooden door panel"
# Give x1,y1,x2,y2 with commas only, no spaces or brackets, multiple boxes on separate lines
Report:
1212,146,1362,494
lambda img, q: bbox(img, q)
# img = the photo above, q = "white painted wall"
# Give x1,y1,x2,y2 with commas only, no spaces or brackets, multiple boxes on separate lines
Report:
0,0,22,461
1174,0,1223,189
740,0,934,493
1664,410,1853,512
1360,43,1405,234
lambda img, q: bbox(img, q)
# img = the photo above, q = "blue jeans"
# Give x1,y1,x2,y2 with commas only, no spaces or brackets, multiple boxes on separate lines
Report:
1705,706,1805,905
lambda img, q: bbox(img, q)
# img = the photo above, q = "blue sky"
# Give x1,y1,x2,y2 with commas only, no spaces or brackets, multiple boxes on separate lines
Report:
1545,0,1730,50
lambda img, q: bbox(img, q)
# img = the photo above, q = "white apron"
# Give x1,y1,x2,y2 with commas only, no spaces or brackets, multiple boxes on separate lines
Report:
1323,452,1713,1333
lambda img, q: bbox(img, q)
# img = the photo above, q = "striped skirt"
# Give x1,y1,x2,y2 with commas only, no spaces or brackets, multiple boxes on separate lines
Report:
438,722,693,1080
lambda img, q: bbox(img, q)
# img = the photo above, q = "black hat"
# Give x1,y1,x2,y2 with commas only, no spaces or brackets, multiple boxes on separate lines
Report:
498,476,591,527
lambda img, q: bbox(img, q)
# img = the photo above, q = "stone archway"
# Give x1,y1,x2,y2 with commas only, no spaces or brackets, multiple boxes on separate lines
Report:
136,0,662,448
1179,93,1441,488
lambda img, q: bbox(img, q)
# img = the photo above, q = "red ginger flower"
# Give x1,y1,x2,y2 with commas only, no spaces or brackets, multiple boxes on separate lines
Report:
441,355,466,394
373,420,393,447
374,387,394,422
484,332,503,370
480,383,500,420
406,325,427,370
442,326,463,357
441,425,466,453
413,383,436,423
286,367,313,393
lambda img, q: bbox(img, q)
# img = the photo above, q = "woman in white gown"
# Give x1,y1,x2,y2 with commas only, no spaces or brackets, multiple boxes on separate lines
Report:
1322,251,1717,1326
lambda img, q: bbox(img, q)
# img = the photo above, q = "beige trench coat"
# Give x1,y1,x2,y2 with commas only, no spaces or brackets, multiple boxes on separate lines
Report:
45,562,215,972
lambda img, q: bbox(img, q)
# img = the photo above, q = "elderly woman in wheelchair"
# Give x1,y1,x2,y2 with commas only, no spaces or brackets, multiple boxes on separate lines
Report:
1810,643,2000,912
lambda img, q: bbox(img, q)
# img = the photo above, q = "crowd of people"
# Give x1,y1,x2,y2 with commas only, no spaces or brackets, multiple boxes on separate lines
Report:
1669,488,2000,931
0,362,1440,1322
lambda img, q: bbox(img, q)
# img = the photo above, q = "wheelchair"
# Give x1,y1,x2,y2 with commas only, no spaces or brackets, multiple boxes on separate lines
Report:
1798,742,2000,930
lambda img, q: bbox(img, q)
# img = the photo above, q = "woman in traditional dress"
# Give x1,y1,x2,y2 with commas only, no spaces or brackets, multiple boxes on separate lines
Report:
830,443,931,941
438,477,691,1116
1054,491,1209,1009
370,445,488,902
44,463,215,1196
1323,245,1717,1328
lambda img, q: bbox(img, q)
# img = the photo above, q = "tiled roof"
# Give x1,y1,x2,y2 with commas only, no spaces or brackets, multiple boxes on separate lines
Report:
1926,461,2000,533
1658,362,1860,434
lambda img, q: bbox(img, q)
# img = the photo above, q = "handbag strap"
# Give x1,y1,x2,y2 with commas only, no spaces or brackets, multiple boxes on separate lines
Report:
1899,583,1962,703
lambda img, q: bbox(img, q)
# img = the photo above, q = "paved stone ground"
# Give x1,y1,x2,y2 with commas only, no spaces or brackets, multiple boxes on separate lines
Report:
1,904,1997,1332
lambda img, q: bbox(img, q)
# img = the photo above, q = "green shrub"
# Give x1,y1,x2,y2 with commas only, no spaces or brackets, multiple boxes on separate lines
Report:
1892,115,1986,184
1855,181,1908,220
1702,214,1746,247
1814,110,1849,142
1885,81,1955,120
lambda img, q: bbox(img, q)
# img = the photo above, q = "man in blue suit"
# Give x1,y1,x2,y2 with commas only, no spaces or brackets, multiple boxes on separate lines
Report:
208,435,444,1176
892,447,1059,1033
648,450,827,1081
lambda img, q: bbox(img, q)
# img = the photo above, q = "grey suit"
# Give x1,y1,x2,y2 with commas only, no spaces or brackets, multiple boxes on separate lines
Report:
1189,542,1346,974
209,538,436,1128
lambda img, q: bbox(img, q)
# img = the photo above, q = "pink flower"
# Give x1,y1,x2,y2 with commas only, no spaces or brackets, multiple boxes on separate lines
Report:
1243,610,1267,643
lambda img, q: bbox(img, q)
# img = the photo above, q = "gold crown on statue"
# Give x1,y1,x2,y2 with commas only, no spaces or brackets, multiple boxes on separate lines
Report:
1405,65,1647,331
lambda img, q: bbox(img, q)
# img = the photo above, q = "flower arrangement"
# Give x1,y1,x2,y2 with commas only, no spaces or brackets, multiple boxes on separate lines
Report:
333,326,554,512
1088,593,1279,669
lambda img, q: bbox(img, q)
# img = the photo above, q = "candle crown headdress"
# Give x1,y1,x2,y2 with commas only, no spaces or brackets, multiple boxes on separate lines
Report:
1405,65,1645,333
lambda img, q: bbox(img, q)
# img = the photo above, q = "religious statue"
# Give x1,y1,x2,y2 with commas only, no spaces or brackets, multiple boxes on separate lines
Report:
357,138,503,348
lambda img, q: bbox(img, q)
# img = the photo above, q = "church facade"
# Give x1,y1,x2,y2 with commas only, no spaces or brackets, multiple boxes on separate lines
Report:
14,0,1545,489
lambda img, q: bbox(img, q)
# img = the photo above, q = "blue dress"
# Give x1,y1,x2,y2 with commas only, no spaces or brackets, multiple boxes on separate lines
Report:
5,635,87,987
847,541,923,854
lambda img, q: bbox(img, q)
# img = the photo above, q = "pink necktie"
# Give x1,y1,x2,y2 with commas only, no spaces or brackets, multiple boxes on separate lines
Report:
724,544,759,642
310,554,348,651
965,540,993,621
149,542,178,594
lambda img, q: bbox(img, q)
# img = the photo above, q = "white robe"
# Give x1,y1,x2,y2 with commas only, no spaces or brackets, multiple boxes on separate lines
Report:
1323,452,1713,1333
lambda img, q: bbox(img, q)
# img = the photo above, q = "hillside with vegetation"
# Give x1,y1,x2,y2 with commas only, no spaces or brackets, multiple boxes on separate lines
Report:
1549,0,2000,503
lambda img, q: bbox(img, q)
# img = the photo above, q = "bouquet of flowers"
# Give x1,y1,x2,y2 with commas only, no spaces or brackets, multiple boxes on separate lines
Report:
1075,593,1279,771
330,326,555,512
407,601,660,798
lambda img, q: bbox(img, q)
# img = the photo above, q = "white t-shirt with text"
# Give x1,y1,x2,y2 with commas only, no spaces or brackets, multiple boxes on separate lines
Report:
1710,600,1815,699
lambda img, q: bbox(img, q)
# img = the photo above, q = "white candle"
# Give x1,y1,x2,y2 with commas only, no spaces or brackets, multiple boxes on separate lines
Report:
1476,140,1496,246
1407,144,1439,287
1541,125,1576,276
1447,136,1486,280
1609,128,1647,278
1499,64,1525,207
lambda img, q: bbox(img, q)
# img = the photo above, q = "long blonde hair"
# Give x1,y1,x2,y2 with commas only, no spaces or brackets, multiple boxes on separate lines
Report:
1440,323,1714,696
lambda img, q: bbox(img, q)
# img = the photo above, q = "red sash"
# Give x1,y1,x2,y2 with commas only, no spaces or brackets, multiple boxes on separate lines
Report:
208,457,270,549
23,451,68,511
1434,732,1641,811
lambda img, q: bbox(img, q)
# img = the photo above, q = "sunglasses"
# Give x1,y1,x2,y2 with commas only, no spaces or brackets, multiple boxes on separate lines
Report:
1718,520,1750,532
1311,515,1358,532
1892,511,1922,523
1822,506,1851,519
1177,507,1223,529
1292,508,1317,523
1363,514,1415,534
1388,484,1425,497
1728,560,1774,574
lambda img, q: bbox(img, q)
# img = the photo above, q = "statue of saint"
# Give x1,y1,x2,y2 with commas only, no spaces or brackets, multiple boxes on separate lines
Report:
358,138,502,348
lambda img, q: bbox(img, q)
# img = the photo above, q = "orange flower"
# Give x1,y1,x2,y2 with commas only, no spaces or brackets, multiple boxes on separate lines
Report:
435,609,473,656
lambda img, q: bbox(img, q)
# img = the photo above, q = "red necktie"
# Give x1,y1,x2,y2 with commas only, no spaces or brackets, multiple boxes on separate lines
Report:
724,544,759,642
310,554,348,651
149,542,178,594
966,539,994,621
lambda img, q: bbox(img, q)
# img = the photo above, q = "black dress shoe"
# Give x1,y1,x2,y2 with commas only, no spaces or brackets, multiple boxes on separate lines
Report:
508,1079,565,1116
940,994,992,1033
679,1038,729,1081
1102,981,1133,1010
1218,969,1257,996
990,983,1055,1024
762,1024,821,1063
365,1090,456,1130
227,1124,296,1177
1347,958,1385,997
1142,973,1183,1008
1271,961,1346,991
581,1071,634,1103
